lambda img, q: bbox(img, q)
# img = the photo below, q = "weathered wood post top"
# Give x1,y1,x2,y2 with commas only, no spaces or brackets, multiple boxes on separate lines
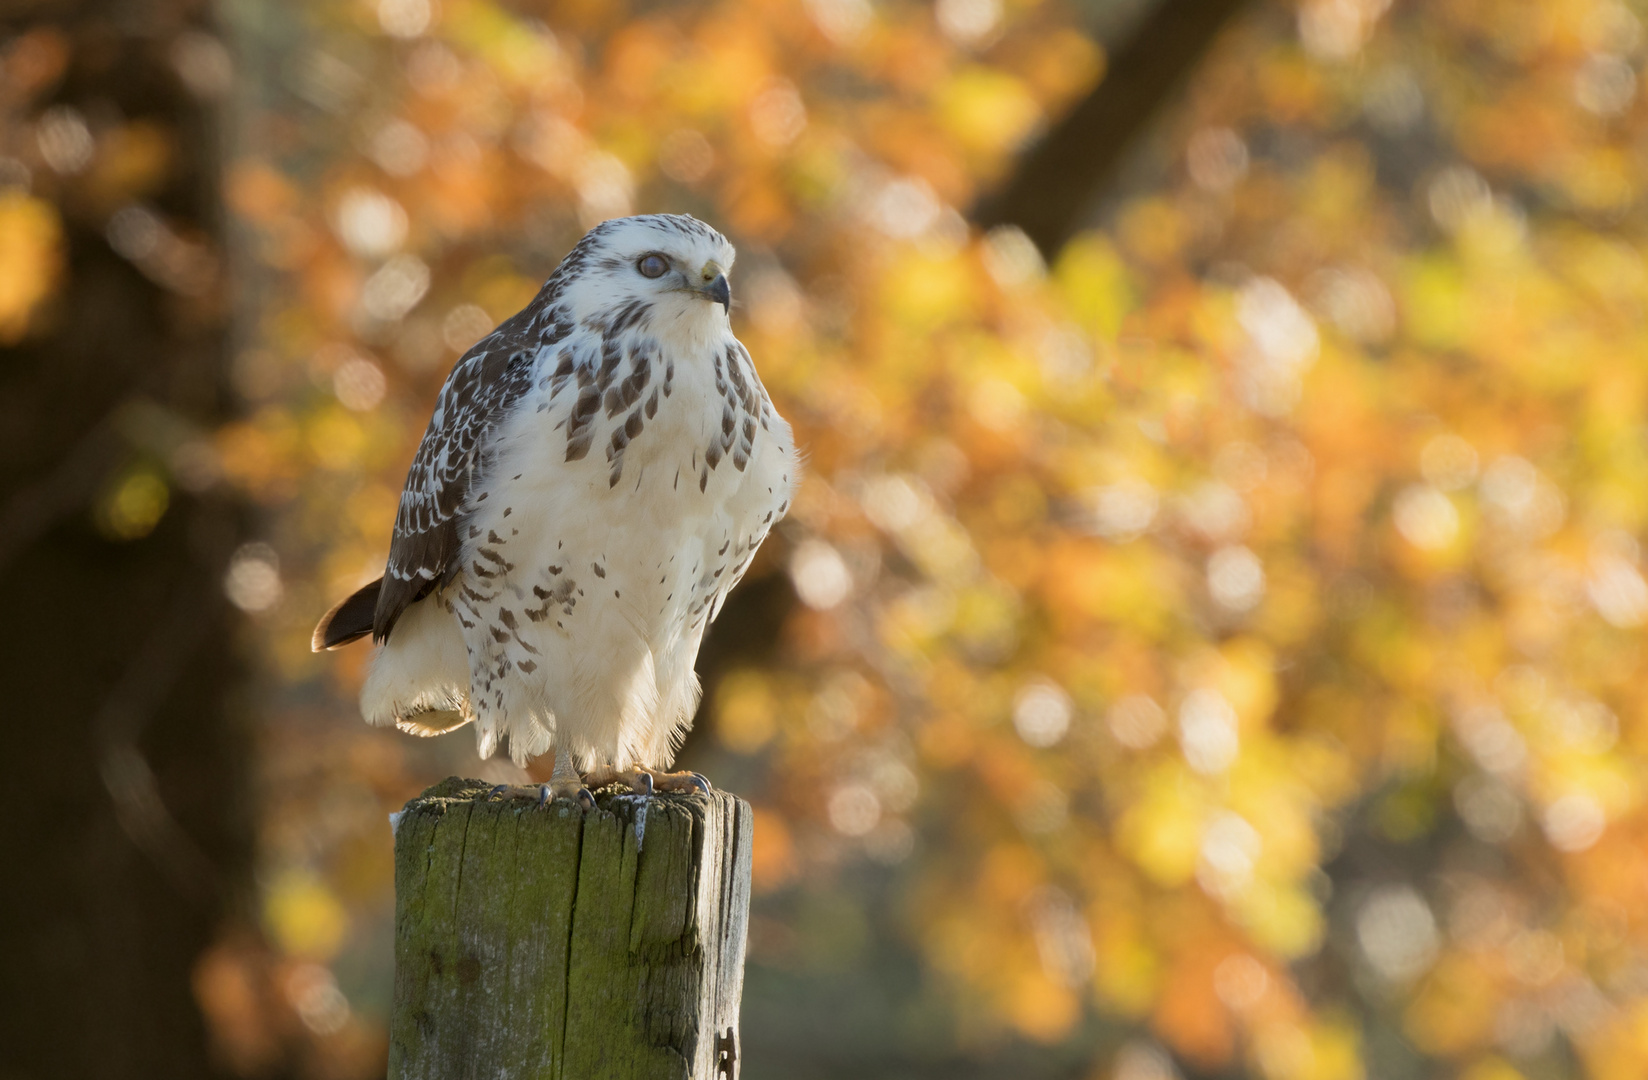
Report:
390,777,753,1080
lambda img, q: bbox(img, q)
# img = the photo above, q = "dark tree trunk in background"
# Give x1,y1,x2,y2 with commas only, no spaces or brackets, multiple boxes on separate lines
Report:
0,5,252,1078
972,0,1253,257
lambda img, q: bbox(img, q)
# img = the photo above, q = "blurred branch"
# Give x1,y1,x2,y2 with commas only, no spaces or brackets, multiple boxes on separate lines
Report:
971,0,1253,257
93,572,222,906
0,419,119,573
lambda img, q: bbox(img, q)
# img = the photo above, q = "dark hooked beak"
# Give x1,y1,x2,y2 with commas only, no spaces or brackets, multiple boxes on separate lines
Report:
702,273,730,314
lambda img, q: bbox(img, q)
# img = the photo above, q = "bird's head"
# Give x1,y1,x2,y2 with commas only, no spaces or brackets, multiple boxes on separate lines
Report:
561,214,737,344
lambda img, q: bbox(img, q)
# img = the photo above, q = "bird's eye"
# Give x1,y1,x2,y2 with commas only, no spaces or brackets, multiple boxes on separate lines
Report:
637,254,669,279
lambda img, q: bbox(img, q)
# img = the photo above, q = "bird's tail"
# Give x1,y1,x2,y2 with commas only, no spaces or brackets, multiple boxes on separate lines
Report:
359,591,474,738
312,578,381,651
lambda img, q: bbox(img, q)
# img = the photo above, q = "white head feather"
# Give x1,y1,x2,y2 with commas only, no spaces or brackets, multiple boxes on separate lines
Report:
556,214,738,351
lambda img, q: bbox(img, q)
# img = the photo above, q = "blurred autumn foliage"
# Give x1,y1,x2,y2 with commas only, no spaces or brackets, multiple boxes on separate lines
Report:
8,0,1648,1076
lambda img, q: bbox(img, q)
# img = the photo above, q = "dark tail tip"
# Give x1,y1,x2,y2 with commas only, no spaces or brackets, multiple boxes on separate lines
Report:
312,578,383,652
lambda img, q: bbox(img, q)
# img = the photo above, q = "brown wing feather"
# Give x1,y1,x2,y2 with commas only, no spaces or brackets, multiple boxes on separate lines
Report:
372,318,540,643
313,226,614,647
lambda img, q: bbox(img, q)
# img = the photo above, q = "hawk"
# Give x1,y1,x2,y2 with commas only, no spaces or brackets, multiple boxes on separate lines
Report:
313,214,797,801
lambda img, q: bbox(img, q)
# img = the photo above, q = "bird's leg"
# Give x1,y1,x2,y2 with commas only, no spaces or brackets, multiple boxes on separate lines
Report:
548,750,595,808
485,750,592,808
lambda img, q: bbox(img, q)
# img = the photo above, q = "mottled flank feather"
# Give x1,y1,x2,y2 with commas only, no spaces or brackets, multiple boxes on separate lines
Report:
313,214,798,772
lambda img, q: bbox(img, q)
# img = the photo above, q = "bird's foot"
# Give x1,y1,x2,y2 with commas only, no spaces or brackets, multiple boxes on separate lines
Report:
581,765,654,797
485,781,594,810
641,768,713,796
578,766,712,797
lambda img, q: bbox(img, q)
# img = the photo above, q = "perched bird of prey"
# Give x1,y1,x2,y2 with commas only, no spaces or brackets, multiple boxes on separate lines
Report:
313,214,797,801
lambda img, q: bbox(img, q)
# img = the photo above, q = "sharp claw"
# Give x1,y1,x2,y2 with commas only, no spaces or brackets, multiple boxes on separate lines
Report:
690,772,712,796
577,787,596,811
487,784,509,801
537,784,551,807
636,771,655,797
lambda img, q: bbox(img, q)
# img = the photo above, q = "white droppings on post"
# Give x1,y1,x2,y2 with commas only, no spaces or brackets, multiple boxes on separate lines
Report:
388,810,404,836
633,797,648,852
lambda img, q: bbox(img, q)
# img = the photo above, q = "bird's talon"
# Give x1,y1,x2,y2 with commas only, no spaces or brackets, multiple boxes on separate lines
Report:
577,787,596,811
639,768,714,795
487,784,509,800
636,771,655,797
537,784,551,807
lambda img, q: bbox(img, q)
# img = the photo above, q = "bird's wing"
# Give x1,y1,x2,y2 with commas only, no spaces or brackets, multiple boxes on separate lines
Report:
374,327,538,642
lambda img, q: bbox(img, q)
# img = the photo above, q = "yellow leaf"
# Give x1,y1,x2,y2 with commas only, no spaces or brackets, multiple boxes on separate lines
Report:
1117,763,1207,887
937,67,1041,157
264,871,349,961
0,192,62,342
716,669,778,753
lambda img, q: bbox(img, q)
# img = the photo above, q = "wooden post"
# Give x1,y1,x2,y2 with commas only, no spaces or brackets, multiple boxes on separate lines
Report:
389,777,753,1079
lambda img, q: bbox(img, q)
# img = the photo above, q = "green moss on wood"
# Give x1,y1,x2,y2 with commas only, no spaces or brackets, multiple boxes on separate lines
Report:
388,778,752,1080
